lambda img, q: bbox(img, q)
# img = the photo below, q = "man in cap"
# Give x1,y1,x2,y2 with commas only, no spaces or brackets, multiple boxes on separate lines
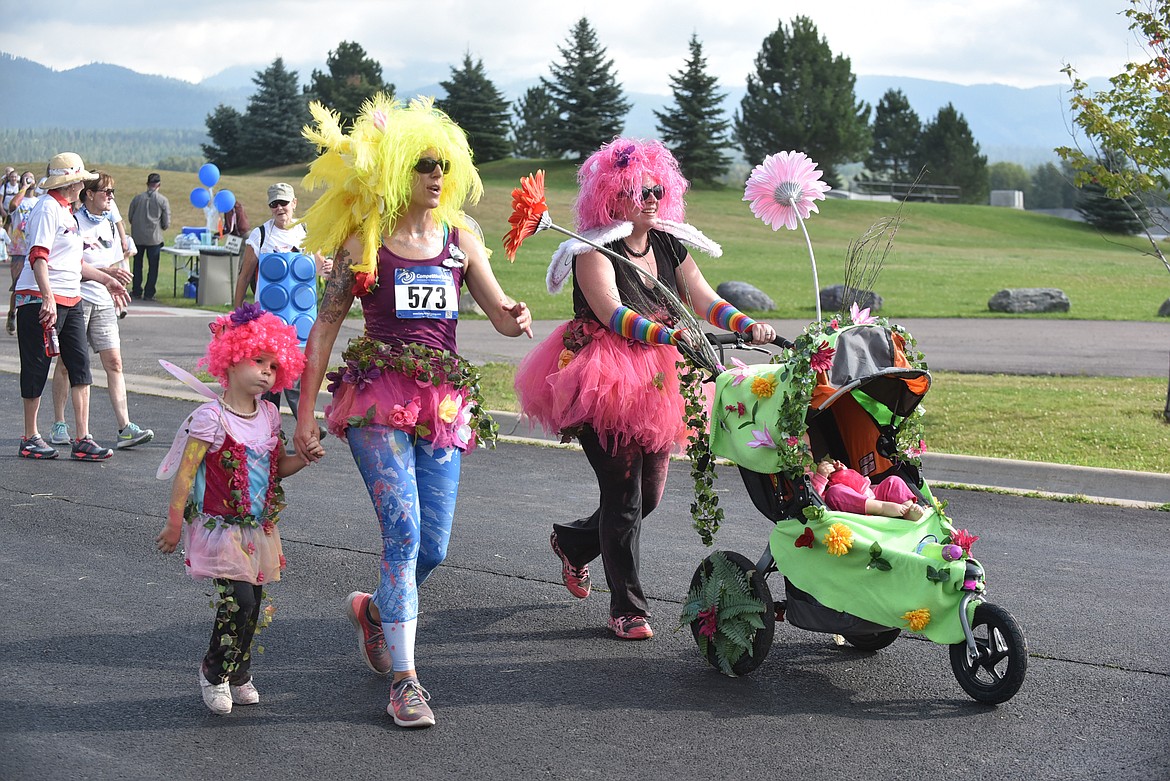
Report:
126,172,171,301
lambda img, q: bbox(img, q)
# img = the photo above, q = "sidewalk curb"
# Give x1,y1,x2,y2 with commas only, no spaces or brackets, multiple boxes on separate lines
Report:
3,358,1165,510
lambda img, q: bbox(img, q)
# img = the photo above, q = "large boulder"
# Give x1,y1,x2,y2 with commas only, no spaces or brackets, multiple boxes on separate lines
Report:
1158,299,1170,317
987,288,1070,313
819,285,883,313
459,291,484,316
716,281,774,312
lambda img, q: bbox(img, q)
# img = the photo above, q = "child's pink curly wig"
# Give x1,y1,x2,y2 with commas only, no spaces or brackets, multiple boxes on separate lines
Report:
574,138,690,232
198,304,306,392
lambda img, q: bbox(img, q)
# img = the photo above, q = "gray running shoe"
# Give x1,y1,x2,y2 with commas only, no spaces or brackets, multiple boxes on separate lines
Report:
116,422,154,449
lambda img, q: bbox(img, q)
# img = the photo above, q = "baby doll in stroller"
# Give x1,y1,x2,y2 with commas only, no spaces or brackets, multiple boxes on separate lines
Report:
683,322,1028,704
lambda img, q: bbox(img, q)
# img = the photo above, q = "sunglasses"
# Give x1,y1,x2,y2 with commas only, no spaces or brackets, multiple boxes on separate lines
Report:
638,185,664,201
269,200,290,208
414,157,450,175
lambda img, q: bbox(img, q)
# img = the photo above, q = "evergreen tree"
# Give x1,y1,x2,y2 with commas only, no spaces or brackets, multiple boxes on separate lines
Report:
913,103,988,204
866,88,920,181
202,104,246,169
1030,161,1078,209
305,41,391,128
1077,151,1149,233
734,16,870,187
541,18,631,160
242,58,314,168
437,53,512,163
511,85,556,159
653,35,731,186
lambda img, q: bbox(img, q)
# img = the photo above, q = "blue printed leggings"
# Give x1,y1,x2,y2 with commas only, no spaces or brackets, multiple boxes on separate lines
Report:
348,426,462,624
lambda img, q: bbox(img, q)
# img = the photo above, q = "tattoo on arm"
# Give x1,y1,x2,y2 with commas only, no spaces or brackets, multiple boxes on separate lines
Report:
319,246,356,324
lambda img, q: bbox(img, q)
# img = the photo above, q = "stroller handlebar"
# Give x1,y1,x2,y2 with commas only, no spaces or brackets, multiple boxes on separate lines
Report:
705,331,794,350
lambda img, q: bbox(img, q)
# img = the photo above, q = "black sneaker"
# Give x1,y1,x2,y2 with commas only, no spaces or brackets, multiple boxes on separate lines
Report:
19,435,58,459
71,435,113,461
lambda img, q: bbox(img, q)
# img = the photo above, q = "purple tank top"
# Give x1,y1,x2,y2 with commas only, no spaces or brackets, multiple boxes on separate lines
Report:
361,227,464,352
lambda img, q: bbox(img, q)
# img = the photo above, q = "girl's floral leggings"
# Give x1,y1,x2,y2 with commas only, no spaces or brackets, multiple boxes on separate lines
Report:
348,426,462,623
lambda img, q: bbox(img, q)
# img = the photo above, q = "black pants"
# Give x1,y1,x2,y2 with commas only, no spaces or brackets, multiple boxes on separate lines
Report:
132,243,162,298
202,579,263,685
552,427,670,618
17,301,90,398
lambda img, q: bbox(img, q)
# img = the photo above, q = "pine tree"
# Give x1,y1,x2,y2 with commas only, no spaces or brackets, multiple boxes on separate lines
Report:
653,35,731,186
1030,161,1078,209
437,53,512,164
541,18,631,160
866,88,920,181
1077,152,1149,233
913,103,988,204
305,41,391,128
511,85,556,159
241,58,314,167
734,16,870,187
202,105,246,169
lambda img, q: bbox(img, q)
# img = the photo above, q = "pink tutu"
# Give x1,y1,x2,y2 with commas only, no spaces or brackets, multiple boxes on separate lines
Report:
325,371,474,451
515,320,689,453
183,514,284,585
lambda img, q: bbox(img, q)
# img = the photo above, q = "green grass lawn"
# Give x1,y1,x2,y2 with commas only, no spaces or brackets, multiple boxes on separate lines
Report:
24,159,1165,472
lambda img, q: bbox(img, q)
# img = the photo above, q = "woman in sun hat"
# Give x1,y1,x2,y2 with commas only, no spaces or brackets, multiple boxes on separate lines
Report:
13,152,129,460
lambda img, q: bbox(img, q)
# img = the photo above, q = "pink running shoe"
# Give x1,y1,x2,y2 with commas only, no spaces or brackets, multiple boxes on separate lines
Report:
608,615,654,640
346,591,392,675
387,676,435,728
550,531,590,599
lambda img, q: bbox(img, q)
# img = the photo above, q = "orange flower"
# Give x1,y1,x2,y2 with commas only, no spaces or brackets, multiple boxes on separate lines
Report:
557,349,574,369
823,522,854,556
503,170,550,262
902,608,931,632
750,376,777,398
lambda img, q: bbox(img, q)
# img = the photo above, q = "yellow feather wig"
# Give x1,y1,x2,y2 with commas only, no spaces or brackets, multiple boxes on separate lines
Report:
299,94,485,291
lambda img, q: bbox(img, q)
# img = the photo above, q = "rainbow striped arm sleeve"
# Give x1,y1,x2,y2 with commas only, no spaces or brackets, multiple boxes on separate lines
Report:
705,299,757,334
608,305,676,345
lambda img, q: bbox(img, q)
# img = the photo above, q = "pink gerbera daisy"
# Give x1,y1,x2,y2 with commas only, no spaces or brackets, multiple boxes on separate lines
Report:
743,151,831,231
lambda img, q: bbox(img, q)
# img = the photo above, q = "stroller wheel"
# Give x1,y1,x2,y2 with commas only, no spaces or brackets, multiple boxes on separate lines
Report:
949,602,1028,705
842,628,901,652
687,551,775,677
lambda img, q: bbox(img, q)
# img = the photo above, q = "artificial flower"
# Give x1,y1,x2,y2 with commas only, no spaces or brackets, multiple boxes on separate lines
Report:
747,427,776,449
325,368,344,394
438,394,460,424
652,371,666,389
727,357,750,387
278,554,286,569
829,317,839,329
389,400,421,430
784,435,800,448
697,606,718,639
557,349,575,370
904,439,928,459
795,527,815,548
184,558,191,568
809,341,836,373
824,522,854,556
454,399,475,446
256,571,265,583
724,402,747,417
850,302,878,325
902,608,931,632
262,518,275,536
750,375,777,399
503,169,552,261
742,151,831,231
342,359,382,392
951,529,979,556
229,302,265,326
246,542,256,555
353,270,378,297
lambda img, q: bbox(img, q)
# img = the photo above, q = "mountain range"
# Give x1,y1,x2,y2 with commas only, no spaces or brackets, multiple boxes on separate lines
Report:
0,51,1101,167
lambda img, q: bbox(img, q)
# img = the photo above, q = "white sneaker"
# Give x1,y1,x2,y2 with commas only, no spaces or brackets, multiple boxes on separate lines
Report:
49,421,70,445
199,670,232,715
229,679,260,705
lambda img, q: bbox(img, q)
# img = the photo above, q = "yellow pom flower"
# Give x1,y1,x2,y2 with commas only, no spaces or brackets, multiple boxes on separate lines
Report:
902,608,931,632
750,376,777,398
437,394,459,424
823,522,854,556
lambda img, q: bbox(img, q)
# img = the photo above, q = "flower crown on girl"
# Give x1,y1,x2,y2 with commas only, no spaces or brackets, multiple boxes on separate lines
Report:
199,303,306,393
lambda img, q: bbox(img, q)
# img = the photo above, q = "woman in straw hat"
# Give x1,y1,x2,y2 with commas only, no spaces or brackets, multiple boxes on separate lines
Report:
14,152,130,460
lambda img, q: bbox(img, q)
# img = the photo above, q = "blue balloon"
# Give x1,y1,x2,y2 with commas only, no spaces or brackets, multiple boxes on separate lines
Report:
198,163,220,188
213,189,236,214
189,187,211,209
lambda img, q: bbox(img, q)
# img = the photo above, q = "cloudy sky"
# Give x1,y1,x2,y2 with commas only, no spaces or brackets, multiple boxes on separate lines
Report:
1,0,1140,92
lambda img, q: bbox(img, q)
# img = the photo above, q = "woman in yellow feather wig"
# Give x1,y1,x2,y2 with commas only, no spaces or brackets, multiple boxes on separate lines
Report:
292,94,532,728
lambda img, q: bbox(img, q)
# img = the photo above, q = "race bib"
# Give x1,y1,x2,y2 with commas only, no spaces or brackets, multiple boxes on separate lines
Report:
394,266,459,320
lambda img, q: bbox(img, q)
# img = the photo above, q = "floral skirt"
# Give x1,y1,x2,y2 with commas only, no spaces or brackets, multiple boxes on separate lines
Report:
182,513,284,585
324,337,489,452
514,320,689,453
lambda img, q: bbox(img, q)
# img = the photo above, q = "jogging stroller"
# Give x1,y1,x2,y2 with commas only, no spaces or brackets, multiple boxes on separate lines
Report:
682,321,1028,705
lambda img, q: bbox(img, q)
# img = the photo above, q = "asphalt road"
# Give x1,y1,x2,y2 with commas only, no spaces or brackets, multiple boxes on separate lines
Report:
1,384,1167,780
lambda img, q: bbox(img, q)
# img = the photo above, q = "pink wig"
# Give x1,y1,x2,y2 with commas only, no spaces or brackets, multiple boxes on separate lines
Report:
574,138,690,232
198,304,306,392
